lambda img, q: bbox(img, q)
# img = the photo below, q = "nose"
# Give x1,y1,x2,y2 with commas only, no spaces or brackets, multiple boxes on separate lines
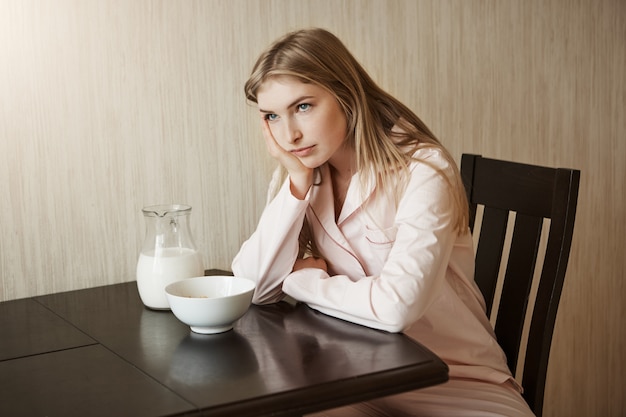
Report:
285,118,302,144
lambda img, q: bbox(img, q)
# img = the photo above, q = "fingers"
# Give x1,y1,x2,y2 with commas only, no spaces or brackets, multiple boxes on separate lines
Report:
312,257,328,271
292,257,328,272
260,119,283,159
260,119,302,170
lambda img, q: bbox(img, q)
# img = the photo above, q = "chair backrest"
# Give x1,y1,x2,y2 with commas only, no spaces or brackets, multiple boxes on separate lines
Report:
460,154,580,417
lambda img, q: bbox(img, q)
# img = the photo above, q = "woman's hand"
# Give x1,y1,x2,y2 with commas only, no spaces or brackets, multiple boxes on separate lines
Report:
293,257,328,272
261,120,313,199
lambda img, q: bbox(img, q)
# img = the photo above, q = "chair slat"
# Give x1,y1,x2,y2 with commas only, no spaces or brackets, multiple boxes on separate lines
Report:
474,207,509,315
494,213,543,372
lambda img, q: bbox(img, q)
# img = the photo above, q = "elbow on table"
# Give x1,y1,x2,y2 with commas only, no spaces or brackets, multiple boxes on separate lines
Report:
360,312,409,334
373,303,417,334
379,316,412,333
251,282,286,305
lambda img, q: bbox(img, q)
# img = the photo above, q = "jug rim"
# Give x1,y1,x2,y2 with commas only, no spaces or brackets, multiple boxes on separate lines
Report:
142,204,192,217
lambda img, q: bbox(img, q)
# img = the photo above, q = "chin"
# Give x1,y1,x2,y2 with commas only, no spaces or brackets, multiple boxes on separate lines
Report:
300,158,326,170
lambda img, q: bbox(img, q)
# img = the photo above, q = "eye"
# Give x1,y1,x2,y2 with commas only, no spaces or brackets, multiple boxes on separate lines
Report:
264,113,279,122
297,103,311,112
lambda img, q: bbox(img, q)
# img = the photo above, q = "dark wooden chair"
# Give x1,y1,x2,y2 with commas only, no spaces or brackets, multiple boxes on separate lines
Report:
460,154,580,416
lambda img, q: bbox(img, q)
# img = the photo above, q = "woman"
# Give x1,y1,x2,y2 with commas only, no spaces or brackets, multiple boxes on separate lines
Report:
232,28,534,416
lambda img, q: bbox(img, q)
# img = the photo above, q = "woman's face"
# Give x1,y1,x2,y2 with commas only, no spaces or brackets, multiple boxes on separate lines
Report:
256,76,349,169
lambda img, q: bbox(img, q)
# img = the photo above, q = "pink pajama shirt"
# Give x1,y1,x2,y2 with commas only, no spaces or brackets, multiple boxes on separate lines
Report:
233,147,534,416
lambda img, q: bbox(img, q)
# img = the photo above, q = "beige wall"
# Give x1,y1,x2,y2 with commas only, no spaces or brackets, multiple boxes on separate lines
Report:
1,1,624,415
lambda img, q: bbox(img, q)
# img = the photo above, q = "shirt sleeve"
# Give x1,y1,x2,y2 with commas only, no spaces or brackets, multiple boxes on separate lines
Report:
282,152,460,333
231,171,309,304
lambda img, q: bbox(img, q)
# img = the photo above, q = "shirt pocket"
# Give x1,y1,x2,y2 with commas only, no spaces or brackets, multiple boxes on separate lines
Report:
365,225,398,249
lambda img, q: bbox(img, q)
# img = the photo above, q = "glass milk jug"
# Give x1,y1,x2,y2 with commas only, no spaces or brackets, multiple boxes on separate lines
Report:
136,204,203,309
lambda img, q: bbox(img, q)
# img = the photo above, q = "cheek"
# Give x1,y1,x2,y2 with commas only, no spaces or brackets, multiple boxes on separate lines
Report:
327,111,348,140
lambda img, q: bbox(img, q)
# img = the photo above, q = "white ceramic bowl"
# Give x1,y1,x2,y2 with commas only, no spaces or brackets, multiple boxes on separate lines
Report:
165,276,256,334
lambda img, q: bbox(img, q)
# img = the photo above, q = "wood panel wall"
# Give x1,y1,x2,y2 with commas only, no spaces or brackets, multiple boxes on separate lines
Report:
1,1,624,416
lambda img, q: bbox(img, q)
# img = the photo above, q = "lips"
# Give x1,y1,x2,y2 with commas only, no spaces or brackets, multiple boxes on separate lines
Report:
290,145,315,157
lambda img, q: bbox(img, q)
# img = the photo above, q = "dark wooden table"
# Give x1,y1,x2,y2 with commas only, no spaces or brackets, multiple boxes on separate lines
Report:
0,279,448,417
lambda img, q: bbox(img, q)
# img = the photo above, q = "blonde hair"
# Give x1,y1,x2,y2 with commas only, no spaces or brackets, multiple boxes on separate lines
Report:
245,28,468,233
